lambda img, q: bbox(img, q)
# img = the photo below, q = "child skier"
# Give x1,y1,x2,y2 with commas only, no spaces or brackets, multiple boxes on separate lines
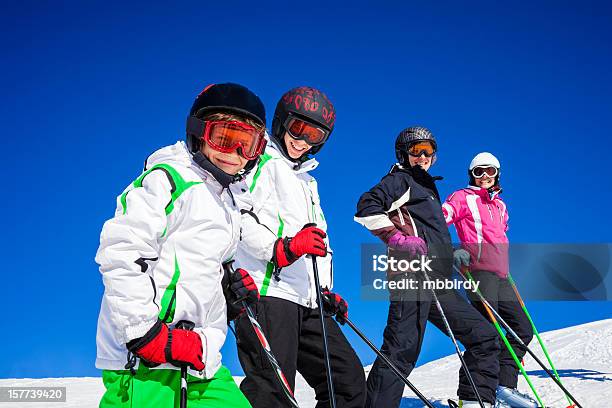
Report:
95,83,265,407
443,152,537,408
233,86,366,407
355,127,501,408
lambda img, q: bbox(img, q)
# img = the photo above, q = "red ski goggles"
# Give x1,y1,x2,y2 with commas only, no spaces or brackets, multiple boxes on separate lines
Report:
471,166,498,178
202,120,267,160
284,115,329,146
407,141,436,157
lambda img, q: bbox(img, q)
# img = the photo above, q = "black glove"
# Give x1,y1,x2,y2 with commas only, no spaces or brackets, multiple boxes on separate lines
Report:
222,266,259,321
322,289,348,324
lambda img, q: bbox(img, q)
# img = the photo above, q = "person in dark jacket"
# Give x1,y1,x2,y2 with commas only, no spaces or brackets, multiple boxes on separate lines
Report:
354,126,500,408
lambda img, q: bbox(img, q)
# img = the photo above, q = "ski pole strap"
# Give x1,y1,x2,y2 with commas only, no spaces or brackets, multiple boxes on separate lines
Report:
174,320,194,408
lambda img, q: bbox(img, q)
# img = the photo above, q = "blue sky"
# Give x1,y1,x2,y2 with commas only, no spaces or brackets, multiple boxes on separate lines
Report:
1,1,611,378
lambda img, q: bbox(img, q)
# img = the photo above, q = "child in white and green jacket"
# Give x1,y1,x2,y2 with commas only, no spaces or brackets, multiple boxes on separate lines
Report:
95,83,265,408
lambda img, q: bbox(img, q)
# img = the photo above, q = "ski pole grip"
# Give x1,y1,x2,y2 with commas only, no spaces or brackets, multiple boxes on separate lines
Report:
303,223,319,260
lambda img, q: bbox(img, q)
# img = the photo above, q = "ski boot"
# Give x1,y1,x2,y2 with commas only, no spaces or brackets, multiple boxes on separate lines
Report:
495,386,538,408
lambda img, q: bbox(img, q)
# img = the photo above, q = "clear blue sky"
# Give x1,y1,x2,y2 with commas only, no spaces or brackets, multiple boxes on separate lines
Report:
1,1,611,378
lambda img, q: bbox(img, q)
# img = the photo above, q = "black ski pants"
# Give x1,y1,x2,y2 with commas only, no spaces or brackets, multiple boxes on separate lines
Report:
366,282,500,407
467,270,534,389
236,296,366,407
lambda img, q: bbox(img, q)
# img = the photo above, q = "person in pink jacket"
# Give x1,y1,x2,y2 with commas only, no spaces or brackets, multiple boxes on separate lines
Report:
442,152,537,408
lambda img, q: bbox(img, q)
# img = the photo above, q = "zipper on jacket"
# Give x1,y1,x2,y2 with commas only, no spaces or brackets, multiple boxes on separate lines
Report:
305,181,317,224
487,204,493,221
406,211,419,238
397,209,406,225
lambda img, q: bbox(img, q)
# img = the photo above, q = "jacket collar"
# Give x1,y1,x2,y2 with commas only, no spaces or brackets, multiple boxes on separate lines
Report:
466,185,502,201
190,151,243,190
268,140,319,174
392,163,443,182
392,163,443,201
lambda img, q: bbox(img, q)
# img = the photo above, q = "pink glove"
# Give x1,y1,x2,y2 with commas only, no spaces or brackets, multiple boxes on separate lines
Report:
388,231,427,256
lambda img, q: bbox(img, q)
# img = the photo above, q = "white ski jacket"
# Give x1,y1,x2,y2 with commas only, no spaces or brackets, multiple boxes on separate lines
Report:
233,142,333,308
95,141,240,379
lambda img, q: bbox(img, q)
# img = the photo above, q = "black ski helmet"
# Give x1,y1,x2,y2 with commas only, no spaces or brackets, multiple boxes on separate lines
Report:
186,83,266,174
395,126,437,167
271,86,336,160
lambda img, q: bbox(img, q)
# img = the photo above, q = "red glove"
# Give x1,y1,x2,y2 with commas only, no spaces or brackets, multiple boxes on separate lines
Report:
127,321,205,371
322,289,348,324
274,224,327,268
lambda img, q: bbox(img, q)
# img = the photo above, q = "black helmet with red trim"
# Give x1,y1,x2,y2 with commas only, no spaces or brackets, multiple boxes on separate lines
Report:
272,86,336,161
186,83,266,152
185,83,266,180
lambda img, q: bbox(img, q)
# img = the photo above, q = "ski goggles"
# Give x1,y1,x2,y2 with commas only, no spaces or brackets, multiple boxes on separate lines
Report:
202,120,267,160
471,166,498,178
407,141,436,157
284,115,329,146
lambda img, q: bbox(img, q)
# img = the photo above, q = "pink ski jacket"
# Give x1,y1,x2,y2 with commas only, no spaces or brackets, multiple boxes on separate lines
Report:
442,186,510,278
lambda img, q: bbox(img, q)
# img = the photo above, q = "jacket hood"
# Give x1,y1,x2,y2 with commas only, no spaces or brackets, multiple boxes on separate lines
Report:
145,141,192,169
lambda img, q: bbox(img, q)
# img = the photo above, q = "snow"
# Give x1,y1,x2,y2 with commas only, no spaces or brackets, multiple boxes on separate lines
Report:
391,319,612,407
0,319,609,407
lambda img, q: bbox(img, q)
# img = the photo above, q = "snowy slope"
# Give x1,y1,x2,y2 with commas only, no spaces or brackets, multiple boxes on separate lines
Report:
391,319,612,407
0,319,609,407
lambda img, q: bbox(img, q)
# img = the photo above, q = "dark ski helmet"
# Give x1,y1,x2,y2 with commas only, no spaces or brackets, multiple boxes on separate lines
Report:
272,86,336,160
186,83,266,175
395,126,437,167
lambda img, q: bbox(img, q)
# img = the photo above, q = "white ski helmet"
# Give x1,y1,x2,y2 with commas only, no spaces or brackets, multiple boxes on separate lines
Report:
469,152,500,170
469,152,501,186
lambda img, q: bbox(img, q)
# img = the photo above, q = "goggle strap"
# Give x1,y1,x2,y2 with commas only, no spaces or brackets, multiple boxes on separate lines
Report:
186,116,206,141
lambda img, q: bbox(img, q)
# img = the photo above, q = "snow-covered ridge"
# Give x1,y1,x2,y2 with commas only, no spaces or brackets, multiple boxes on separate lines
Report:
0,319,609,407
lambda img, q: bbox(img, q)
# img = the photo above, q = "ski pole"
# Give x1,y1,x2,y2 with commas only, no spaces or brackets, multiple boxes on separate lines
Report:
241,301,300,407
507,273,578,408
457,267,583,408
342,316,436,408
311,253,337,408
421,269,486,408
223,263,300,408
174,320,195,408
453,266,545,408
